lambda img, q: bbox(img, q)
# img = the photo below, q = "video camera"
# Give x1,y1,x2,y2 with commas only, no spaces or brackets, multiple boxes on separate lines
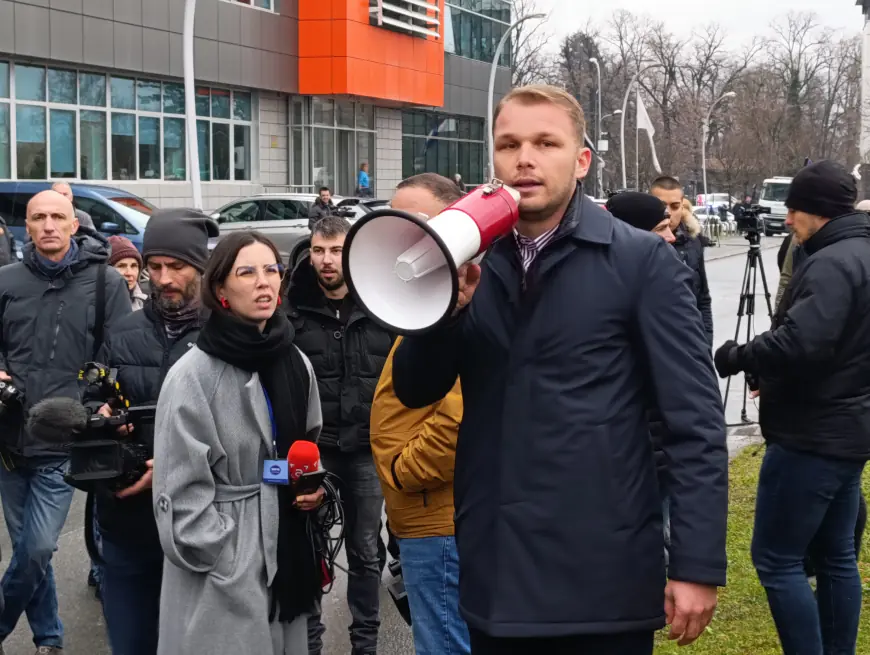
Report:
66,362,155,492
736,204,772,237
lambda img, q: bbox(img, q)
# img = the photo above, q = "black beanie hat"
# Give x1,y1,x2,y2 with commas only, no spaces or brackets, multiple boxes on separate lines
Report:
143,208,220,272
605,192,668,233
785,160,857,219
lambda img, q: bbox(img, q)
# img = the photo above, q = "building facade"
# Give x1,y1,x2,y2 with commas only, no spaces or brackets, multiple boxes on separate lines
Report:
0,0,512,209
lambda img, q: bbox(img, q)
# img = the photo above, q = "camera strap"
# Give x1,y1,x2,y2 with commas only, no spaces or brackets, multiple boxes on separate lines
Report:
92,264,107,359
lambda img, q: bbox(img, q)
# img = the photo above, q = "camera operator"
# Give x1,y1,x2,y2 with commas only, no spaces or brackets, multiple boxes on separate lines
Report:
714,160,870,654
732,195,753,222
92,209,217,655
0,190,130,654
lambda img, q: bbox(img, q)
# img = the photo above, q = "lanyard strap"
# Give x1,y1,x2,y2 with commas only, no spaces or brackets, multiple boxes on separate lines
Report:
262,386,278,458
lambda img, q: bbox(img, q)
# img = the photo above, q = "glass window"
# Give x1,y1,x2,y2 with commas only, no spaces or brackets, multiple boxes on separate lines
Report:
290,97,305,125
233,124,251,181
16,65,45,102
211,89,231,119
219,200,260,223
80,110,107,180
312,128,334,190
163,117,185,181
197,119,211,181
0,104,9,178
137,81,162,112
233,92,252,121
80,73,107,107
50,109,76,178
139,117,161,179
336,100,354,129
337,130,354,195
48,69,77,105
195,87,210,116
0,63,8,98
290,126,309,188
312,98,334,126
111,77,135,110
16,105,46,179
111,113,136,180
212,122,230,181
163,83,185,115
264,199,299,221
403,110,486,185
356,104,374,131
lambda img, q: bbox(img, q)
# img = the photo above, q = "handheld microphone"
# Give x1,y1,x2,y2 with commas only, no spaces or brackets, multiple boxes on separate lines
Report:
26,397,89,446
288,441,326,495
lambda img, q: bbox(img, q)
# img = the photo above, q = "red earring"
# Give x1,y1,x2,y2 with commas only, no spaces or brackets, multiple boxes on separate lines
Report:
220,297,230,309
277,297,283,306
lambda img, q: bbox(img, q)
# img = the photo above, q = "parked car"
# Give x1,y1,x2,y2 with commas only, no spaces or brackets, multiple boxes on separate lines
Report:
0,182,155,252
209,193,389,266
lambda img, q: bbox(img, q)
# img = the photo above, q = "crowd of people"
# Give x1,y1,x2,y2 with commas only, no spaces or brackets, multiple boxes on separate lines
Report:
0,83,864,655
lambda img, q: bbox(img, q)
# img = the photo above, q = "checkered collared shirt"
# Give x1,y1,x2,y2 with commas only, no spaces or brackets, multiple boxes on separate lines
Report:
514,224,560,272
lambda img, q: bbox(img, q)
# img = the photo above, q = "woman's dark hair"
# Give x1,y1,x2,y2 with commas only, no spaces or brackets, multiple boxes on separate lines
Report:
202,230,283,313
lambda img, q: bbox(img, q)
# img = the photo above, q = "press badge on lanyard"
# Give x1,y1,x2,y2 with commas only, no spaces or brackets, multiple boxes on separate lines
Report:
261,388,289,485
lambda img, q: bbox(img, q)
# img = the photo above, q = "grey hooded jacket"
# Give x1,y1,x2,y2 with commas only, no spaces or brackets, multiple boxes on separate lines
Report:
0,228,131,456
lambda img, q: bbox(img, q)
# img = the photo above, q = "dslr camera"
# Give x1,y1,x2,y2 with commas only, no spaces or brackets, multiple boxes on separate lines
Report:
0,380,24,419
65,362,156,492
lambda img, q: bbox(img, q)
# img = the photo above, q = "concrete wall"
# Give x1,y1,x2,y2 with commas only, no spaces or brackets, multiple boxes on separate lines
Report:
375,107,402,199
442,54,510,118
0,0,298,94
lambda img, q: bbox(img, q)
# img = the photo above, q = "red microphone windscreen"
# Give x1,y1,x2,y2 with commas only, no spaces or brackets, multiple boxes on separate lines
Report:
287,441,321,481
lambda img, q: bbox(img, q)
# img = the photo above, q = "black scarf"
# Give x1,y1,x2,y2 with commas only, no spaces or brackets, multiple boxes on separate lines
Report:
153,293,202,341
197,309,322,622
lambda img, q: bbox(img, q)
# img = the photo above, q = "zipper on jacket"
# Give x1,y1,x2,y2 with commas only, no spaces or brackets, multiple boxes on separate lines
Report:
48,301,66,362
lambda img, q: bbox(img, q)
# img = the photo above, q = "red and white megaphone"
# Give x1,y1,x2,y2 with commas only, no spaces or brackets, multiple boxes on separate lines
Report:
343,179,521,335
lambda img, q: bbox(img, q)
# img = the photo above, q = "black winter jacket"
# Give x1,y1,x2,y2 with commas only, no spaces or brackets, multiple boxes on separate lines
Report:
672,226,713,345
393,188,728,638
0,230,131,456
95,302,205,547
739,212,870,461
286,260,393,452
308,199,337,230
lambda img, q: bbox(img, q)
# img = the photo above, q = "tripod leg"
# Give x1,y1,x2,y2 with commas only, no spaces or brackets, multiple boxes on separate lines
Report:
756,247,775,319
740,249,761,424
724,253,753,414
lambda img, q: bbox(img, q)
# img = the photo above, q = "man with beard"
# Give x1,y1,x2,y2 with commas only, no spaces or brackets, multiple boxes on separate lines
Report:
286,216,394,655
93,209,218,655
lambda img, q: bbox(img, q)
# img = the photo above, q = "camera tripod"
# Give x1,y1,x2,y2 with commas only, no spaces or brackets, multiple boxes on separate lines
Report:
723,231,774,425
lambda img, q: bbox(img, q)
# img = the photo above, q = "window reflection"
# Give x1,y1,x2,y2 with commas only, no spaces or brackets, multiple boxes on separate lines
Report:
80,73,107,107
163,117,186,181
402,110,486,186
50,109,76,178
111,113,135,180
16,66,45,102
139,117,161,179
16,105,46,179
0,104,10,178
80,110,107,180
48,69,77,105
447,1,511,66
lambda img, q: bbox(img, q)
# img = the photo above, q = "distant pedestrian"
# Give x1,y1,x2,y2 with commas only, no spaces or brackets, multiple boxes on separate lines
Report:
357,163,372,197
108,235,147,310
52,181,95,230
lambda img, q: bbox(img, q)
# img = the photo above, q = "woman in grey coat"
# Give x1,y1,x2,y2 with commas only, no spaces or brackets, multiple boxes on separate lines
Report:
153,231,325,655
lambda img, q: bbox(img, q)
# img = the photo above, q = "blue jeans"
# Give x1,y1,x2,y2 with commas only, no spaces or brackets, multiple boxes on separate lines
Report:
398,535,470,655
751,443,866,655
100,534,163,655
0,456,75,648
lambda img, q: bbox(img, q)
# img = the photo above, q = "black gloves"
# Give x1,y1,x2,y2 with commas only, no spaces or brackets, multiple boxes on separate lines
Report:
714,340,744,378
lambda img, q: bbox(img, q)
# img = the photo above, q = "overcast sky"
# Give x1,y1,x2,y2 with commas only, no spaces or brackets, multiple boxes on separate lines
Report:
534,0,864,47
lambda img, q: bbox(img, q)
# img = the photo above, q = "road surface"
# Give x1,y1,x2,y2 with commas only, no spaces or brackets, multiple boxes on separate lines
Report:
0,235,785,654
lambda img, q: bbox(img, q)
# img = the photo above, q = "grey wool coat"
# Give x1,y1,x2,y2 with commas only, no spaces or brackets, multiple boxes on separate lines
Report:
152,344,323,655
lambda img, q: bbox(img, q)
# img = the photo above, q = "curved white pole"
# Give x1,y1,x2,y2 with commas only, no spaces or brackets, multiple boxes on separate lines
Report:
487,13,547,179
183,0,202,210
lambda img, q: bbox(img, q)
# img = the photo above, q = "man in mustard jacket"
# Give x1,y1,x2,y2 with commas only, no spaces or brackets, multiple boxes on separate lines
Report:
370,173,469,655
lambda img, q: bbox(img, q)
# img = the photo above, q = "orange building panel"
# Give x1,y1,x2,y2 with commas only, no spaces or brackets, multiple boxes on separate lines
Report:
297,0,445,107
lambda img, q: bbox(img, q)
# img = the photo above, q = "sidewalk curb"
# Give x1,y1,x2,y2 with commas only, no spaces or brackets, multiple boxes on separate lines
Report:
706,240,782,263
727,424,764,460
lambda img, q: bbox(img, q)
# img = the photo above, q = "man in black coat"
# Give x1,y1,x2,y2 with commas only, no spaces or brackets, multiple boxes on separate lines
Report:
715,160,870,655
393,85,728,654
94,210,216,655
287,216,395,655
0,190,131,653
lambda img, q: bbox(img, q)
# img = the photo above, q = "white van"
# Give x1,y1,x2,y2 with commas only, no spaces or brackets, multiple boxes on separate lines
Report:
758,177,792,235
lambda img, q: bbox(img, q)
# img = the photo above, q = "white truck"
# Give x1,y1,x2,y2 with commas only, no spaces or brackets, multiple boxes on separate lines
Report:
758,176,792,235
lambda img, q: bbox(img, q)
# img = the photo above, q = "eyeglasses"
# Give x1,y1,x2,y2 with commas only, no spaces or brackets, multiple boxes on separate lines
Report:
234,263,286,283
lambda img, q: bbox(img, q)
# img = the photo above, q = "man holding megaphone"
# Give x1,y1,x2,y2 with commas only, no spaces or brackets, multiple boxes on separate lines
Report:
382,85,729,655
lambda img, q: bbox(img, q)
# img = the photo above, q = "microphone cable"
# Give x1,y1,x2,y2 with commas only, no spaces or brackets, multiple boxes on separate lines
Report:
307,472,345,594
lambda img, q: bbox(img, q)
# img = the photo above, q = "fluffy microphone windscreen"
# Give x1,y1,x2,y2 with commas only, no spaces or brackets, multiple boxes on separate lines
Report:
287,440,321,481
26,397,89,445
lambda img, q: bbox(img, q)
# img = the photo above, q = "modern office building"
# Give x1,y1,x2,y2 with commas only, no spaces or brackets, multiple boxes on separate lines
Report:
0,0,512,209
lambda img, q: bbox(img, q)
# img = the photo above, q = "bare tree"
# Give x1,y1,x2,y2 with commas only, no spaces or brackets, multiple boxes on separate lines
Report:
509,0,555,86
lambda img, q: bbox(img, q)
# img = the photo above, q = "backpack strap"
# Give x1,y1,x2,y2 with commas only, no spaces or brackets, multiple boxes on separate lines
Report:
93,264,107,359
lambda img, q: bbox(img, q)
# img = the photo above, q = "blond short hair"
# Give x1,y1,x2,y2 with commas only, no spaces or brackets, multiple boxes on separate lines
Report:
494,84,586,144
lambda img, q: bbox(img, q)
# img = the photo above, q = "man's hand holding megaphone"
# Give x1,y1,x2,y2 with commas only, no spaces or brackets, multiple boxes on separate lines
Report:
342,180,520,335
455,263,482,316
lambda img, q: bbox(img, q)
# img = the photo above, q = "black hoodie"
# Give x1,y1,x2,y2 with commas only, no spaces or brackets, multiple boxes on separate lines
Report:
0,228,131,456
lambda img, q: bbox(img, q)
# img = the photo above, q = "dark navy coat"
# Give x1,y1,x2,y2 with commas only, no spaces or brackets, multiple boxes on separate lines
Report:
393,188,728,638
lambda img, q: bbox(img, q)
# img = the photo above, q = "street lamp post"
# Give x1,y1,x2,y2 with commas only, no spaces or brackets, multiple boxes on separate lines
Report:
589,58,602,198
619,64,662,189
702,91,737,202
183,0,202,210
487,13,547,178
